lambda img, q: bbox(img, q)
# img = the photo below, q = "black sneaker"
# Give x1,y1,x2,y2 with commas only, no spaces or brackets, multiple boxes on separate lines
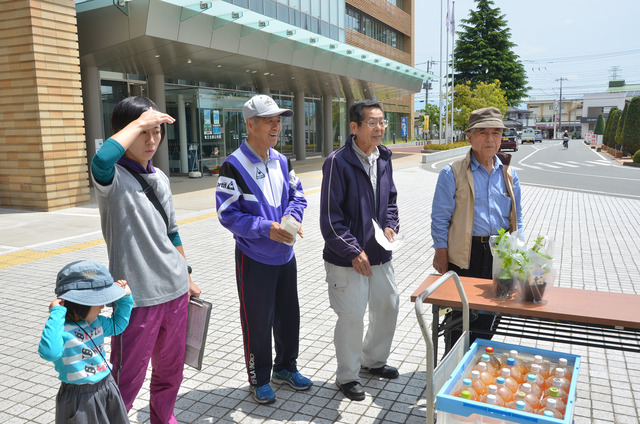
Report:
361,365,399,379
336,381,365,401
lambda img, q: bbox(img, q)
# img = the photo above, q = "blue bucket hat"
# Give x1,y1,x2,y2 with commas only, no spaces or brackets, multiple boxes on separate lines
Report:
55,260,125,306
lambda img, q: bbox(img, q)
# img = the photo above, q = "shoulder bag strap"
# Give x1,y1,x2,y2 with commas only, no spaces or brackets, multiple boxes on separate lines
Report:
122,166,169,231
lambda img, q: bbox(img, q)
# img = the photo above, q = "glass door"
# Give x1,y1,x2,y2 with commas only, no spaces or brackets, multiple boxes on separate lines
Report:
223,110,245,156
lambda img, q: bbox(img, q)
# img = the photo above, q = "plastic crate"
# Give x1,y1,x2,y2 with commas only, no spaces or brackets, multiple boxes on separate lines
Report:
436,339,580,424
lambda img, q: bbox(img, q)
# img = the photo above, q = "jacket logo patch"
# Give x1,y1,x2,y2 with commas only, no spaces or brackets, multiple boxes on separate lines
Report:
256,169,265,179
217,180,235,190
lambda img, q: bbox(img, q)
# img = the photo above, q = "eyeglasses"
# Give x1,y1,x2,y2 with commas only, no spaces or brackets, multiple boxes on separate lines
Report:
364,119,389,128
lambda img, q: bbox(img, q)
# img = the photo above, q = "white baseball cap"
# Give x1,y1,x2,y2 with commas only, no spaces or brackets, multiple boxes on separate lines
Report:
243,95,293,121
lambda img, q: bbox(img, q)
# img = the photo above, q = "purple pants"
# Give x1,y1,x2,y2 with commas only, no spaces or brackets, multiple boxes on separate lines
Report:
111,293,188,424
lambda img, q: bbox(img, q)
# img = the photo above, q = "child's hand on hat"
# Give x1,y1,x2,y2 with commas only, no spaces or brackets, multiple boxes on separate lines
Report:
49,298,65,309
114,279,131,297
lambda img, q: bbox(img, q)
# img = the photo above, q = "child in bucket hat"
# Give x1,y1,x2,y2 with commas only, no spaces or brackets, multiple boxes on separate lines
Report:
38,260,133,424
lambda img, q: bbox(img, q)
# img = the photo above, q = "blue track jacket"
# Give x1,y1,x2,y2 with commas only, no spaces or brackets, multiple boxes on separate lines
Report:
216,141,307,265
320,134,399,267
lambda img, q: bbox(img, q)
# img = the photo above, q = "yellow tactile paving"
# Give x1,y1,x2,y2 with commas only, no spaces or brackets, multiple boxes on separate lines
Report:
0,212,219,269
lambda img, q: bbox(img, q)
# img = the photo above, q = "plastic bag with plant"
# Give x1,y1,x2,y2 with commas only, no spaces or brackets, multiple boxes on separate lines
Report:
489,229,526,299
516,236,556,303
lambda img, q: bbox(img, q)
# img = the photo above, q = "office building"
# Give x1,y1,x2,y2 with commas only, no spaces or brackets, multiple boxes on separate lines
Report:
0,0,426,210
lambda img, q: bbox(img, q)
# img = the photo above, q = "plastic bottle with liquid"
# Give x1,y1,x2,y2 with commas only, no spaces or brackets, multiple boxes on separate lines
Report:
542,387,566,415
545,368,571,392
459,391,483,424
522,372,543,398
484,346,502,370
542,380,569,404
502,357,524,384
538,397,563,419
470,369,488,396
506,391,527,409
532,354,550,380
486,393,504,408
494,376,514,403
529,365,546,390
474,362,495,386
509,349,529,375
514,399,534,413
475,354,498,376
454,378,478,400
500,367,519,394
480,387,505,407
557,357,573,380
519,382,541,412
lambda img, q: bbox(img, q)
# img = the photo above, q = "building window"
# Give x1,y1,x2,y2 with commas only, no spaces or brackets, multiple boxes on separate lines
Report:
345,5,404,50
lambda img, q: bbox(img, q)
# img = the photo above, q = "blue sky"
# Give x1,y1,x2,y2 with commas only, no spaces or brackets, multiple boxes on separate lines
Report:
413,0,640,109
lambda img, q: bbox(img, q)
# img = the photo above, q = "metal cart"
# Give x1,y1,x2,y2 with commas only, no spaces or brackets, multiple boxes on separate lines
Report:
414,271,470,424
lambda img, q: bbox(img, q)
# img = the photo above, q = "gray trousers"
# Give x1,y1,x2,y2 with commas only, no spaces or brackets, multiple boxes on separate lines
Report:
56,374,129,424
326,261,399,384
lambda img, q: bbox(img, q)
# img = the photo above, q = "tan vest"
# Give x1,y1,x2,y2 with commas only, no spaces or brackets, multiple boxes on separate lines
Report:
448,150,518,269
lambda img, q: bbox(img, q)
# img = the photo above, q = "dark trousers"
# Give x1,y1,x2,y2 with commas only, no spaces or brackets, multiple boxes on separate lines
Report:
444,238,497,352
235,247,300,387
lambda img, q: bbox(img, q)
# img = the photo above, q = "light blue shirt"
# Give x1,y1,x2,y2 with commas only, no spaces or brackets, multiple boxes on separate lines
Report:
431,153,523,249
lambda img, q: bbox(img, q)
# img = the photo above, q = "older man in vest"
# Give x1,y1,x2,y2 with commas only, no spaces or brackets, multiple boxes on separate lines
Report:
431,107,524,351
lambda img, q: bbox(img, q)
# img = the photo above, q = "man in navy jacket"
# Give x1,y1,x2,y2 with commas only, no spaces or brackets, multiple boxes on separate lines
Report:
320,99,400,401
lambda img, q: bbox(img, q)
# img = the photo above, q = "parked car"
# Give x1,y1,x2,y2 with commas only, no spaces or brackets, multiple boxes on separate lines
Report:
521,128,536,144
500,129,518,152
534,130,543,143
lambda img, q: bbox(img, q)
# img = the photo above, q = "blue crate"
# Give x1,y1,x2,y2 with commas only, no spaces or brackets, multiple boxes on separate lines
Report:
436,339,580,424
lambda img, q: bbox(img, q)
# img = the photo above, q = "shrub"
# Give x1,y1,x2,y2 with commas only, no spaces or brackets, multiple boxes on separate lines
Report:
615,107,627,148
622,97,640,156
604,107,618,145
423,141,471,151
633,149,640,164
607,110,620,147
594,115,605,135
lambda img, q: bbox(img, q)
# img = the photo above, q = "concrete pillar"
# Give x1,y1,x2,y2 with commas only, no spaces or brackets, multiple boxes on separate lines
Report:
148,74,169,173
80,65,104,181
345,95,355,138
178,95,188,172
294,91,305,161
190,102,199,170
322,95,333,156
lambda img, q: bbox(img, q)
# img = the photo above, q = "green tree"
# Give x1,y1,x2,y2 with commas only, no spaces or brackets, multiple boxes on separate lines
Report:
622,97,640,155
608,110,621,147
605,109,620,147
452,0,529,106
615,107,627,148
453,80,508,130
594,115,605,135
603,106,618,145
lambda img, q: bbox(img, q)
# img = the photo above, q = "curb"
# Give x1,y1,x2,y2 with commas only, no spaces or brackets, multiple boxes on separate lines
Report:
421,146,471,164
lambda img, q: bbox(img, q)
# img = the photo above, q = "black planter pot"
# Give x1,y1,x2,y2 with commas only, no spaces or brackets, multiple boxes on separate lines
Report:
492,277,514,299
521,282,547,303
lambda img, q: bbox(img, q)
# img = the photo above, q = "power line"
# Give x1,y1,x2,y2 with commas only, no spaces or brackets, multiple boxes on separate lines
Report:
522,49,640,64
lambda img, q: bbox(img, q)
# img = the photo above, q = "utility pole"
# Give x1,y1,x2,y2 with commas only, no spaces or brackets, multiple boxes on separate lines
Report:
556,77,567,138
425,60,434,104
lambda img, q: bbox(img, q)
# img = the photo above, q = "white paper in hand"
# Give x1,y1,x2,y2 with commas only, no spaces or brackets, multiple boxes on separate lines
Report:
372,219,405,251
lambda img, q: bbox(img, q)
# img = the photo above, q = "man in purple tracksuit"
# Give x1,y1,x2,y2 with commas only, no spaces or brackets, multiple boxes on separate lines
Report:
215,95,312,404
320,99,401,401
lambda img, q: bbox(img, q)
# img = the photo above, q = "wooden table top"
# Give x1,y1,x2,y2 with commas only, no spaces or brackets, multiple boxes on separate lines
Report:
411,274,640,330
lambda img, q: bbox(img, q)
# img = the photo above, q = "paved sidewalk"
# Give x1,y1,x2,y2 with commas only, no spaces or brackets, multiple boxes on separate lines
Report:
1,151,639,423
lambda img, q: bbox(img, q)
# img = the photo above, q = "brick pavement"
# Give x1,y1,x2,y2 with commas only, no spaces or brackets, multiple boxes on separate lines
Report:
1,151,639,423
